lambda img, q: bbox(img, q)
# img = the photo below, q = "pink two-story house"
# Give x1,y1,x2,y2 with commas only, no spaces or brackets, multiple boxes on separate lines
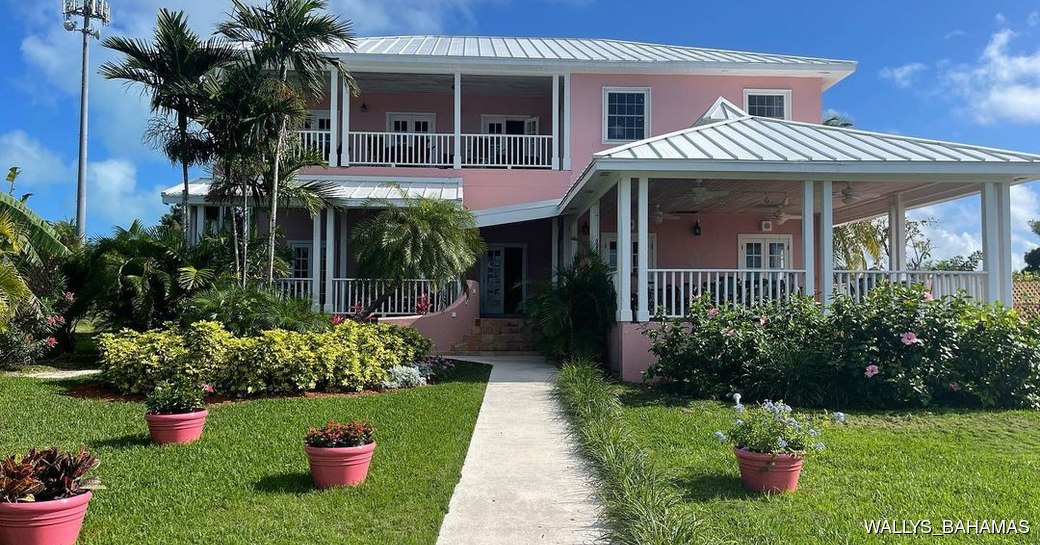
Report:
163,36,1040,380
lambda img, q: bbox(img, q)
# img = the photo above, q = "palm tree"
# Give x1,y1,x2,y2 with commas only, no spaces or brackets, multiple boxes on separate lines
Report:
217,0,358,285
100,9,237,241
824,112,884,269
0,186,68,330
351,192,486,319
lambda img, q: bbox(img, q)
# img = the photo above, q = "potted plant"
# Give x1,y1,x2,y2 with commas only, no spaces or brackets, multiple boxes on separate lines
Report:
0,447,102,545
304,420,376,489
144,378,213,445
714,395,842,493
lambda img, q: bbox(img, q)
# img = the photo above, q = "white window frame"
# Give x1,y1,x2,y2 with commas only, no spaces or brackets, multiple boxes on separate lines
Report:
600,233,657,272
743,89,792,120
305,110,331,131
602,86,651,144
480,114,538,135
288,241,313,279
737,234,793,269
385,112,437,132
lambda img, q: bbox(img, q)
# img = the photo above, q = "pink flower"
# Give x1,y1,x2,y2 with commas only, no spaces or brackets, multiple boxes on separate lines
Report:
723,328,735,337
864,364,879,378
900,332,921,346
923,291,934,302
45,316,57,326
330,315,345,325
63,292,74,302
203,384,215,394
758,315,767,326
57,316,66,325
948,382,961,392
707,307,719,318
45,337,57,347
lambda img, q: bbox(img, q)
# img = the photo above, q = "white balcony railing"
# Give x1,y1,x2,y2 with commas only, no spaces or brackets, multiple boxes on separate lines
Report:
461,134,553,168
648,268,807,317
347,132,454,167
330,278,462,316
275,277,312,300
833,270,987,303
294,130,331,160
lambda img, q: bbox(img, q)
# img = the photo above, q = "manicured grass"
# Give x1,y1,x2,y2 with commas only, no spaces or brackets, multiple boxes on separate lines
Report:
0,362,490,545
618,387,1040,544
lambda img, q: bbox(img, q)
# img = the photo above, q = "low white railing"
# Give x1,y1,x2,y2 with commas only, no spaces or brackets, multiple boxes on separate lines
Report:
649,269,807,317
461,134,552,168
347,131,454,167
275,278,313,300
330,278,462,316
294,130,331,160
833,270,987,302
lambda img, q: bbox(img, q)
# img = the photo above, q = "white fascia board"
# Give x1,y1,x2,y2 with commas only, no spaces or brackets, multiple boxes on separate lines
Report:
474,199,562,227
589,159,1040,180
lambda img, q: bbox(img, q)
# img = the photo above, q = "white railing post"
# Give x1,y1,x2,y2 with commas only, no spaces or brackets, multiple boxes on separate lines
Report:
329,69,339,167
453,72,462,169
563,73,571,170
551,74,560,170
617,178,632,322
342,76,350,165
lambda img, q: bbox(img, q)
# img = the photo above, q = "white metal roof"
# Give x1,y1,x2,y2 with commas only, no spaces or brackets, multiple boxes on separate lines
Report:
472,199,562,227
337,36,856,88
161,176,462,206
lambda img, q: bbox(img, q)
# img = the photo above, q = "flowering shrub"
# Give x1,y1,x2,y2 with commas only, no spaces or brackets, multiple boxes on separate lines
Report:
647,284,1040,409
0,293,72,369
305,420,374,448
145,378,211,415
414,355,456,383
714,395,839,455
382,365,426,389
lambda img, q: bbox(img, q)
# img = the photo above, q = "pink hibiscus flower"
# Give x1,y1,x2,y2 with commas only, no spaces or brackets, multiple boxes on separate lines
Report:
707,307,719,318
864,364,879,378
900,332,922,346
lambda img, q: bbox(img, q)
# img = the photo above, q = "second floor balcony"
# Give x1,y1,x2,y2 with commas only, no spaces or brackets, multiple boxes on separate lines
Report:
295,72,566,171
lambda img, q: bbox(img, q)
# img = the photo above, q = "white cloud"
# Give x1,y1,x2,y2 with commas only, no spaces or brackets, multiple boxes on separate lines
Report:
332,0,491,34
1029,11,1040,27
944,30,968,40
995,12,1008,25
0,131,73,187
88,159,165,229
879,62,927,88
940,28,1040,124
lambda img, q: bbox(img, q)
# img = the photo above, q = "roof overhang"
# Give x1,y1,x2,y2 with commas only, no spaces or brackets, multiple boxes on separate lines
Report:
473,199,561,227
162,175,463,207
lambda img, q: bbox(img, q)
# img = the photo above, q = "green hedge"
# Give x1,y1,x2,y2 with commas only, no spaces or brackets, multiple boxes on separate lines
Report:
98,320,433,396
645,284,1040,410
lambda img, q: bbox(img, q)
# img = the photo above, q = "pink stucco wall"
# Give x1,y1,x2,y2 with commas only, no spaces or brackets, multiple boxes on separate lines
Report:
382,280,481,354
608,322,659,383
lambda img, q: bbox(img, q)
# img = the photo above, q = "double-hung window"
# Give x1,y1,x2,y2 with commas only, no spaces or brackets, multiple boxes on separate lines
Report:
603,87,650,143
744,89,791,119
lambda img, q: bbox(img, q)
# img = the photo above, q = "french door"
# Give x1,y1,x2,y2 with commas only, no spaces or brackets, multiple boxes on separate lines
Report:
387,113,436,164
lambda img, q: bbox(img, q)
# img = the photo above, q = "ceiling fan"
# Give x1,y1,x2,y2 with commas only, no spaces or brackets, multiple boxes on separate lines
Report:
753,194,802,225
684,180,729,204
834,183,881,205
651,204,682,224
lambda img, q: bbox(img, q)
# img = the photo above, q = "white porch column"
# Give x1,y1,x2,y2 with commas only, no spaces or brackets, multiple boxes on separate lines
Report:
453,72,462,169
801,181,815,297
341,77,351,165
568,216,579,261
997,182,1014,306
589,200,601,252
324,207,335,311
563,74,571,170
551,74,560,170
329,69,339,167
551,216,559,283
193,205,204,244
888,193,906,270
819,180,834,306
338,208,348,278
981,182,1000,303
311,211,321,310
636,177,649,321
617,178,633,322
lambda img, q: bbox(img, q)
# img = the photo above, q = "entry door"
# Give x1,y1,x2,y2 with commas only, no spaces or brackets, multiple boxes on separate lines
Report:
481,246,526,315
739,235,792,297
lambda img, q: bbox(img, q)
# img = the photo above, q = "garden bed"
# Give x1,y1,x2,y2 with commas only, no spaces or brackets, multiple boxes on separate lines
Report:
617,386,1040,544
0,361,491,545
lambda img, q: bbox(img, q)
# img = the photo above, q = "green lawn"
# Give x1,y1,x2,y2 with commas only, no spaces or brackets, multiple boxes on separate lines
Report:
618,387,1040,544
0,362,490,545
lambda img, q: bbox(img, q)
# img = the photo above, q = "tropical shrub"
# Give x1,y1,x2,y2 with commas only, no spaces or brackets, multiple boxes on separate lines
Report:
0,291,73,369
305,420,375,448
146,378,212,415
0,447,102,503
525,245,616,362
646,284,1040,410
415,355,456,382
180,283,329,335
382,365,426,389
98,320,431,396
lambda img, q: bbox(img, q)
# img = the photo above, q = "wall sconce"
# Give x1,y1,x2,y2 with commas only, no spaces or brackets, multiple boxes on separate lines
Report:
359,102,368,113
692,221,702,236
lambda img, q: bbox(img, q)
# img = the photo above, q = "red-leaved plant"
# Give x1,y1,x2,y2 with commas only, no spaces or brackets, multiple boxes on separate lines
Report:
0,447,102,503
305,420,374,448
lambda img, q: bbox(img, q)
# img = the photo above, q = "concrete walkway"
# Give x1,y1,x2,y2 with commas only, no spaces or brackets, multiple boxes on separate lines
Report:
5,369,100,379
437,356,601,545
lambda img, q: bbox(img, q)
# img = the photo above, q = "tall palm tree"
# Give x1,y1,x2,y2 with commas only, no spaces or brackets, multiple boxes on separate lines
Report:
0,188,68,330
351,193,486,319
217,0,357,285
100,9,237,241
824,112,884,269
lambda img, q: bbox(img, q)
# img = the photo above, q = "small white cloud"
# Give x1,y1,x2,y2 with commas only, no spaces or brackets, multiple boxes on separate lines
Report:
940,29,1040,124
1030,11,1040,26
0,131,73,187
944,30,968,40
995,12,1008,25
88,159,166,230
879,62,927,88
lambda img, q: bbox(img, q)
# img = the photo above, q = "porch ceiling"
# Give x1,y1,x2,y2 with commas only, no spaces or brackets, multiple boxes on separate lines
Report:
354,72,552,96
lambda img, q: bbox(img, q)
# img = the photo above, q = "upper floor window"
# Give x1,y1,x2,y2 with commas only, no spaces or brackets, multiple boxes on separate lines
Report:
603,87,650,143
744,89,791,119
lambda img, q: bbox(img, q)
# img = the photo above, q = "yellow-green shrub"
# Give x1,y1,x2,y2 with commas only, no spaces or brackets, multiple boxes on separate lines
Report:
98,320,432,396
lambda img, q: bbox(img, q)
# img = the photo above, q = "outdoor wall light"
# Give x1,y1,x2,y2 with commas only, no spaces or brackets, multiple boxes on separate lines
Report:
692,221,702,236
360,102,368,112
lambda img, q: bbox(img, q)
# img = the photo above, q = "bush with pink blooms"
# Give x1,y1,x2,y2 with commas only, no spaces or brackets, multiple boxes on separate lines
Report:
0,292,73,369
646,284,1040,410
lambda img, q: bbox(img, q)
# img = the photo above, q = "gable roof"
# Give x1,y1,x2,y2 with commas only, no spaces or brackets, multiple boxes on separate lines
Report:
335,36,856,88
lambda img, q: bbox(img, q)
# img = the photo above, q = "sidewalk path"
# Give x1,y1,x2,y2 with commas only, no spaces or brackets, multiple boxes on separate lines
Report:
436,356,601,545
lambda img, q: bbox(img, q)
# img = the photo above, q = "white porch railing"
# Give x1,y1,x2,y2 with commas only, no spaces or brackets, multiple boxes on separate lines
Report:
275,278,312,300
649,269,807,317
330,278,462,316
833,270,987,303
461,134,553,168
347,132,454,167
294,130,331,160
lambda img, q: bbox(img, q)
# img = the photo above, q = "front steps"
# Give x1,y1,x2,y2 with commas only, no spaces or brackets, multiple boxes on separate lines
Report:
448,318,541,356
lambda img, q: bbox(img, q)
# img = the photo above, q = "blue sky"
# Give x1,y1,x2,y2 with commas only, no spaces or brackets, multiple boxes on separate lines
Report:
3,0,1040,265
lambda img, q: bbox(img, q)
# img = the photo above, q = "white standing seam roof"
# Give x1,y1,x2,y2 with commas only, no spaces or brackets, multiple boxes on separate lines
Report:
161,177,462,206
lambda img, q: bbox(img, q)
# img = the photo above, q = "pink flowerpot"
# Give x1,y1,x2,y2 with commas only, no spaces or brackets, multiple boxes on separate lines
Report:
145,409,208,445
0,491,92,545
305,442,377,489
733,447,804,493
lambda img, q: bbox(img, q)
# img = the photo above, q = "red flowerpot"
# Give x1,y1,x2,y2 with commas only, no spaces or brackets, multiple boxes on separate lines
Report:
145,409,208,445
305,442,377,489
0,491,92,545
733,447,804,493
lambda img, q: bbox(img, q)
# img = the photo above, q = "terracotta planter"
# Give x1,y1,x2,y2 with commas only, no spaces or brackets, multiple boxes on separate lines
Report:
0,491,92,545
145,409,208,445
733,447,804,493
305,442,377,489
